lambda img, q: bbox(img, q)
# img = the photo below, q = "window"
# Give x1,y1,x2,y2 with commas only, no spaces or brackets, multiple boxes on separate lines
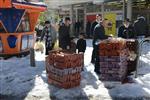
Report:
0,22,6,33
21,34,34,50
17,13,30,32
28,35,34,48
21,35,28,50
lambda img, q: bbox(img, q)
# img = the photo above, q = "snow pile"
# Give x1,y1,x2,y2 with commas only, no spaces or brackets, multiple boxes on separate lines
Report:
0,39,150,100
137,42,150,75
109,40,150,99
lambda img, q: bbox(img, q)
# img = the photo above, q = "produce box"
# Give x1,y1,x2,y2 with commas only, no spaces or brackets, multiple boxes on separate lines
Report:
99,73,126,81
48,78,81,89
126,39,138,52
99,38,126,50
99,49,128,56
99,56,127,62
46,50,84,89
99,38,128,82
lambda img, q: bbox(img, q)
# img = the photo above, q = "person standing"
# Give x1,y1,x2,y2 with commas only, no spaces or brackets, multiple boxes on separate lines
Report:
59,17,71,50
40,21,57,55
93,19,108,74
75,20,81,37
118,18,135,39
90,14,102,37
91,14,102,63
35,22,44,37
134,16,149,38
76,33,86,53
86,20,91,38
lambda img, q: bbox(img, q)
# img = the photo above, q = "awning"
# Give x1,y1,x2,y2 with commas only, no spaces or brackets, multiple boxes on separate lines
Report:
45,0,122,9
13,2,47,12
45,0,94,9
0,0,47,11
12,1,47,12
93,0,122,4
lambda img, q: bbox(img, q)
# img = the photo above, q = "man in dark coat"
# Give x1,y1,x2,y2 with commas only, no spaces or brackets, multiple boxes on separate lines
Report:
134,16,149,38
90,14,102,37
75,20,81,37
40,21,57,55
118,18,135,39
59,17,71,50
93,19,108,74
91,14,102,63
86,21,91,38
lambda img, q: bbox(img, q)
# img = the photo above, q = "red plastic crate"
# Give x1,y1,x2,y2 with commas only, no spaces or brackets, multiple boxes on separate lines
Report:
46,50,83,89
48,78,81,89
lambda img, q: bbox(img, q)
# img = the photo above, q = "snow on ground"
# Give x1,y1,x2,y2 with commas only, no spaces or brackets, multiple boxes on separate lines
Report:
0,39,150,100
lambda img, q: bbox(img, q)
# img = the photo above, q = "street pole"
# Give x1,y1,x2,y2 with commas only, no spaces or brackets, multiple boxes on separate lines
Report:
123,0,126,20
84,4,87,33
70,5,74,37
101,2,104,18
127,0,132,20
30,48,36,67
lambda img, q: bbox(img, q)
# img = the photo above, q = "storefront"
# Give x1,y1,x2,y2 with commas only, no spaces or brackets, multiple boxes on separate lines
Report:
47,0,150,36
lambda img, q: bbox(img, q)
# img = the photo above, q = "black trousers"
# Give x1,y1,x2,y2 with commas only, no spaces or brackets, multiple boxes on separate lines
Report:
91,39,100,73
93,44,100,74
46,47,52,55
91,40,96,63
45,43,54,55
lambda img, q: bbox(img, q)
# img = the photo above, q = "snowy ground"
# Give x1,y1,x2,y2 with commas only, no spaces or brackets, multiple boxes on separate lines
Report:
0,39,150,100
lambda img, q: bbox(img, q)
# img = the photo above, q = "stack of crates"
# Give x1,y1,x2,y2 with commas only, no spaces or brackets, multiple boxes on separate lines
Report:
99,38,128,81
46,50,84,89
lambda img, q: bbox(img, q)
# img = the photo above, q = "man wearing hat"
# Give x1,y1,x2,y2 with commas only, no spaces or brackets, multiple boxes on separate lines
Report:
59,17,71,50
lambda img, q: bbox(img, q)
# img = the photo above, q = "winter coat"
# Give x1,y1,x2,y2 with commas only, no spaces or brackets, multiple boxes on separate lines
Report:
91,21,99,36
118,24,135,39
93,24,108,46
134,18,149,37
76,39,86,53
86,21,91,36
75,21,81,30
40,26,57,48
58,24,70,49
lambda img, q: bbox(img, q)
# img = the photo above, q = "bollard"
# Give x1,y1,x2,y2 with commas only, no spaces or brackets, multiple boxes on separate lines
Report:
0,57,3,71
30,48,36,67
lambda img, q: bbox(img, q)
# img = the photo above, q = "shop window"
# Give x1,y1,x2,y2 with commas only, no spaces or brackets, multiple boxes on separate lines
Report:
21,34,35,50
28,35,34,48
17,13,30,32
21,35,28,50
0,22,6,33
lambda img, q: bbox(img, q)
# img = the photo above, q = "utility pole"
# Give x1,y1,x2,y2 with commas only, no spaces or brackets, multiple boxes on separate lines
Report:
30,48,36,67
